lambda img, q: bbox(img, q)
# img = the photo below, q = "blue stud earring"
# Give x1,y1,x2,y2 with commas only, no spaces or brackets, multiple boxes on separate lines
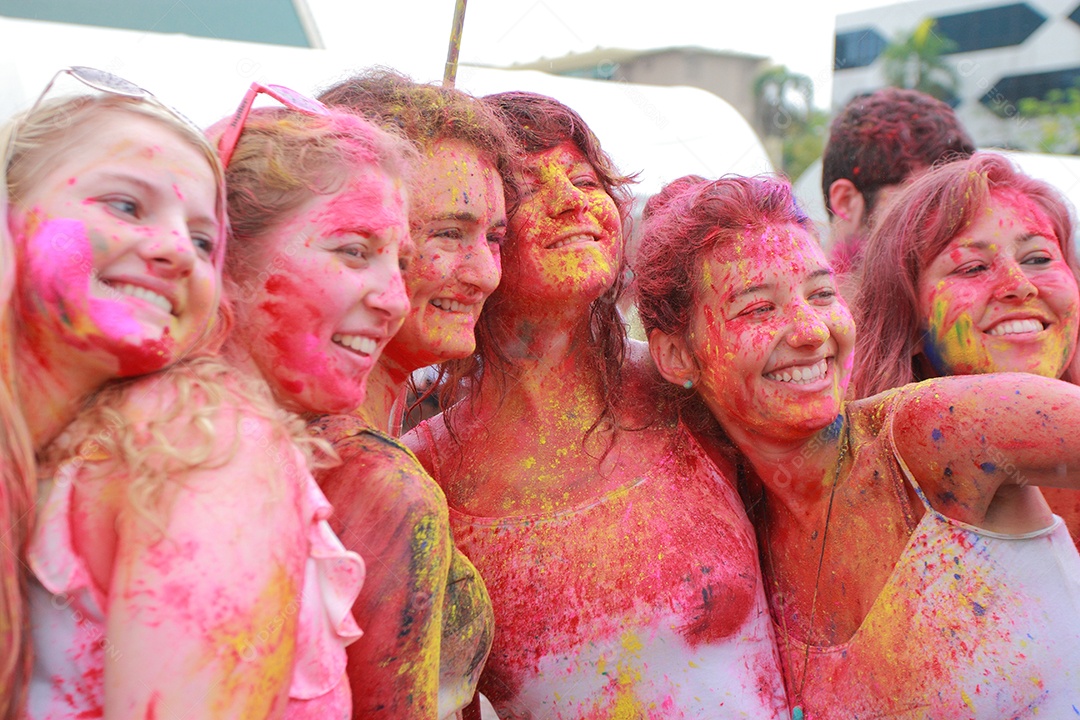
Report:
683,379,693,389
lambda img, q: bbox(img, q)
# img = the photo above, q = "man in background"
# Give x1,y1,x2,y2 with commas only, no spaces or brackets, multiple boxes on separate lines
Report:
822,87,975,283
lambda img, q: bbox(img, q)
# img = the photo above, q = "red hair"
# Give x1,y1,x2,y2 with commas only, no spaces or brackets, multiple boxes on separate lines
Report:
851,152,1080,398
822,88,974,218
634,174,815,426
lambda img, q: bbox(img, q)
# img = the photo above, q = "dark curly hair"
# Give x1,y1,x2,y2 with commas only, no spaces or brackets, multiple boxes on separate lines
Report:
444,91,636,444
822,87,975,218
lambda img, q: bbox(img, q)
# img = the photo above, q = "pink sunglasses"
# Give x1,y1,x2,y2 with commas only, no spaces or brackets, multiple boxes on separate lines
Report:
216,82,330,167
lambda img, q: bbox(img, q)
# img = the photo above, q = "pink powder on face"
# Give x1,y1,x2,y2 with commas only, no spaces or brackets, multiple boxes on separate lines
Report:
20,218,179,376
990,188,1056,241
310,176,402,241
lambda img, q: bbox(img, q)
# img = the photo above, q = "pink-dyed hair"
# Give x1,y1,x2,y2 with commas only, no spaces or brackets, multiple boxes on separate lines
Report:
851,152,1080,398
634,174,815,427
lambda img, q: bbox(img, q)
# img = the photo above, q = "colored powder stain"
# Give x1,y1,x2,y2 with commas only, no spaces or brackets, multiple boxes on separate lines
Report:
960,688,976,712
932,428,943,442
610,689,648,720
201,563,297,717
972,600,986,616
822,414,844,441
980,462,996,474
923,297,982,374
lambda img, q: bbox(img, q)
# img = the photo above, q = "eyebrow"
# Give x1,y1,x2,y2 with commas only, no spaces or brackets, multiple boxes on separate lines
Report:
955,233,1048,250
98,171,158,196
431,211,507,227
728,268,834,302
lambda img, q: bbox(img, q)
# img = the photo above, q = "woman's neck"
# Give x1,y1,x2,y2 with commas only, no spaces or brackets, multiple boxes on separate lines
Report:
731,414,849,521
15,336,108,451
354,356,412,435
480,311,603,411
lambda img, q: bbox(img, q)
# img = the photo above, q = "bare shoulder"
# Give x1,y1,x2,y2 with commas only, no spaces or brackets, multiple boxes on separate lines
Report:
318,422,449,531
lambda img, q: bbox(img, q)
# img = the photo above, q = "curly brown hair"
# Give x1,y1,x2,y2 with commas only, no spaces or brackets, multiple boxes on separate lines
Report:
441,91,637,443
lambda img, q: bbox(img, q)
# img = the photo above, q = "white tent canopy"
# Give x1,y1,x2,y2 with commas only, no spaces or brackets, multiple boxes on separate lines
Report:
0,16,772,198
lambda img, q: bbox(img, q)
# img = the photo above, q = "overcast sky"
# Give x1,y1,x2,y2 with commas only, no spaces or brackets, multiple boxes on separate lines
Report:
306,0,900,106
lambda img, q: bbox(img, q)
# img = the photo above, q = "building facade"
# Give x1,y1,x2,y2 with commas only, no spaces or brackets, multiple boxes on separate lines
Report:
512,47,770,138
833,0,1080,147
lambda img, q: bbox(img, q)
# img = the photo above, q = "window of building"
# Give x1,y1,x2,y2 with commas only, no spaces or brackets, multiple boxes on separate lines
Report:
1069,3,1080,28
934,3,1045,54
980,66,1080,114
834,28,887,70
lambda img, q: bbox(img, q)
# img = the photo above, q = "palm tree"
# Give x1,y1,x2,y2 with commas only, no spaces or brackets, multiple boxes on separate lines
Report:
881,19,960,102
754,65,814,137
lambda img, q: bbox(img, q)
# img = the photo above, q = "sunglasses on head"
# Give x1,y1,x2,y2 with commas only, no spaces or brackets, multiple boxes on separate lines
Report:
215,82,330,168
4,66,230,264
4,66,200,169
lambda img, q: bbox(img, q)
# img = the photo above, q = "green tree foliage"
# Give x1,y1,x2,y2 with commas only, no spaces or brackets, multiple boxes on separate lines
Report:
754,64,814,137
881,19,959,102
783,108,829,182
753,65,823,179
1017,86,1080,155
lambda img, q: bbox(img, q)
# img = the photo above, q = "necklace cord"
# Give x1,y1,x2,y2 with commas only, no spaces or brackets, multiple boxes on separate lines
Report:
761,417,850,715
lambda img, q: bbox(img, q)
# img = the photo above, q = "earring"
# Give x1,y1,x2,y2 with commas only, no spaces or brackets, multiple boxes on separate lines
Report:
683,379,694,389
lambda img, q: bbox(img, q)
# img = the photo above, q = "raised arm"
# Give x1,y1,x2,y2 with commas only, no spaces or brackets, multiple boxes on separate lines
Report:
892,372,1080,530
317,430,452,718
102,407,308,719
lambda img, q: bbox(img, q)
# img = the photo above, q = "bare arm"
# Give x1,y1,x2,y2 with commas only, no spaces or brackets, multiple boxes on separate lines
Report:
892,372,1080,529
102,409,307,719
318,431,452,718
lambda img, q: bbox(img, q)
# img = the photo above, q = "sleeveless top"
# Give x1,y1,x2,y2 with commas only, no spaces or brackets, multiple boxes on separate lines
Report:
26,441,365,719
417,419,788,719
310,415,494,719
781,390,1080,718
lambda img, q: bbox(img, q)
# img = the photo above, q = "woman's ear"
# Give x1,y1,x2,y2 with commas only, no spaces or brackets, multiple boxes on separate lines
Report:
648,328,699,388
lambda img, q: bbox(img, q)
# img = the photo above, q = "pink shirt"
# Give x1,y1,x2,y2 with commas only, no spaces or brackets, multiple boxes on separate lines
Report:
26,444,364,719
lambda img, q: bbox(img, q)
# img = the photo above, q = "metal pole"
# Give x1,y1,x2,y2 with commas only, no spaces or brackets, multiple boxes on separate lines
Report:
443,0,468,88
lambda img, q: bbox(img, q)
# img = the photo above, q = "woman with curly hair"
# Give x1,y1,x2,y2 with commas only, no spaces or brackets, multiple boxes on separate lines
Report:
408,93,787,719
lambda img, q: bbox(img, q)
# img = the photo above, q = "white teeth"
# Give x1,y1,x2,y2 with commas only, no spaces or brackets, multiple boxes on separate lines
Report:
431,298,468,313
766,359,828,384
988,319,1043,336
331,333,377,355
102,281,173,314
549,234,593,250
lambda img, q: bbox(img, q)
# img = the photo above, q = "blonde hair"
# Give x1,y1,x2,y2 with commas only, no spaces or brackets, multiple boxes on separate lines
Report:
212,106,416,291
0,91,227,717
41,356,335,531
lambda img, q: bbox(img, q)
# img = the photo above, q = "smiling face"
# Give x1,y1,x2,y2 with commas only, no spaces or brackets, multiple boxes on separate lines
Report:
381,139,504,370
230,165,411,415
688,225,855,443
500,142,622,310
917,191,1080,379
10,111,222,381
